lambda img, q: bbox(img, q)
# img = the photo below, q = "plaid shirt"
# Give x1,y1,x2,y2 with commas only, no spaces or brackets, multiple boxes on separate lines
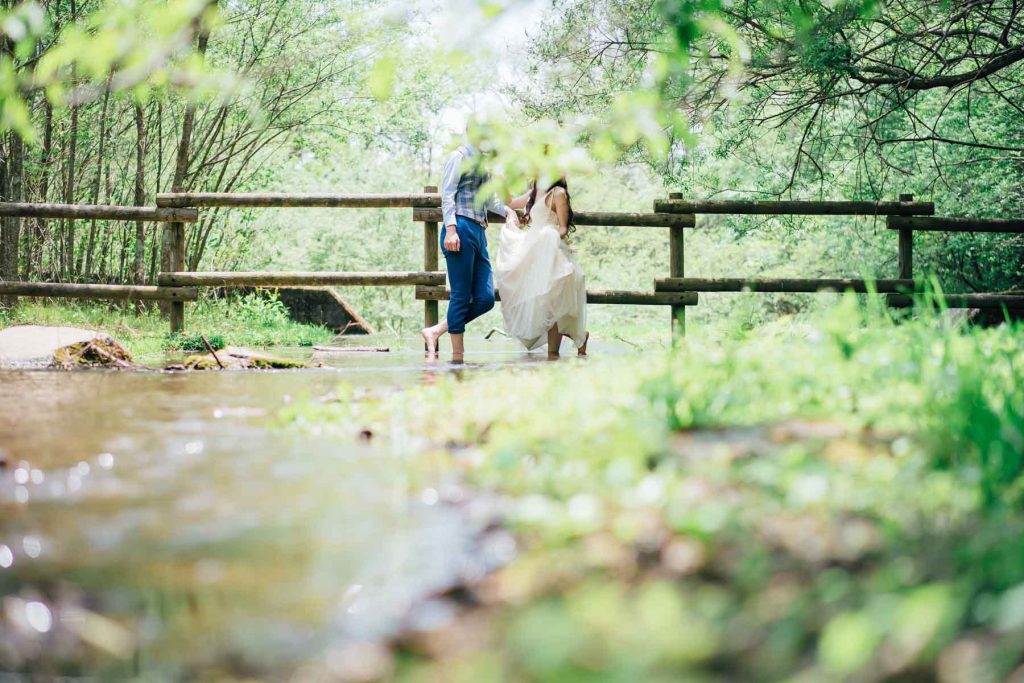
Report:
440,144,509,228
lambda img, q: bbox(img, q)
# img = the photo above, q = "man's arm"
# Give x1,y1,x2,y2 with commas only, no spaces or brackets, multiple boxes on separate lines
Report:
440,148,464,230
484,193,515,224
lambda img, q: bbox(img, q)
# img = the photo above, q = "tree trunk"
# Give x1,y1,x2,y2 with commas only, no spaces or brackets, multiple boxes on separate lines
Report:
30,98,55,278
0,19,20,293
64,86,80,277
95,156,112,280
83,82,112,276
62,0,80,277
0,136,9,280
134,103,147,287
1,133,24,281
162,27,210,317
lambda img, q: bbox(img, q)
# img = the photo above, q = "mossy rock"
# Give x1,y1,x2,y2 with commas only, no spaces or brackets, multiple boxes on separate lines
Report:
177,346,306,371
51,336,134,369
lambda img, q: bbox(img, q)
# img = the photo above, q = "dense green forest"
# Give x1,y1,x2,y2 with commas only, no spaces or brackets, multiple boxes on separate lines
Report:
1,0,1021,333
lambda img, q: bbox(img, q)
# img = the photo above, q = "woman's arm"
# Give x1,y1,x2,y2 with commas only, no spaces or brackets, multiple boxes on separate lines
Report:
549,187,571,237
505,190,533,211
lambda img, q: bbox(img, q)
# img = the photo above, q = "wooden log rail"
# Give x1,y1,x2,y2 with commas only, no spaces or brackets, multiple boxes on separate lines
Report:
652,194,1024,312
0,281,198,301
0,202,198,222
888,293,1024,309
656,278,918,294
887,216,1024,233
156,193,441,208
412,207,696,228
415,286,697,307
158,271,446,287
654,199,936,216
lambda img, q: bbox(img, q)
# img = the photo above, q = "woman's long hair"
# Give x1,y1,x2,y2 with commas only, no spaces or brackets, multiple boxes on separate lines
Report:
523,177,576,235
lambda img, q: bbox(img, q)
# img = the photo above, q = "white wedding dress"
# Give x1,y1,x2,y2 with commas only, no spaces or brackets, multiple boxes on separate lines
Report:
495,190,587,351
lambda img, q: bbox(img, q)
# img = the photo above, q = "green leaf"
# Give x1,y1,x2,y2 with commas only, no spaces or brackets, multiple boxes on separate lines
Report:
819,611,880,673
368,54,398,101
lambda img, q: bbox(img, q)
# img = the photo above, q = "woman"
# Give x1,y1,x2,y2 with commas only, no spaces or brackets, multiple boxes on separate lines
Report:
496,178,589,357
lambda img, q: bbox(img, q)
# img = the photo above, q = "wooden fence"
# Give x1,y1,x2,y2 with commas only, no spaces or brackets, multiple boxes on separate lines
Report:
653,193,1024,316
0,189,697,335
1,191,1021,338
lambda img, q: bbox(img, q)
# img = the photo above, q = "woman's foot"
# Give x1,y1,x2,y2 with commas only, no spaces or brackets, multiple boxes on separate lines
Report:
577,331,590,356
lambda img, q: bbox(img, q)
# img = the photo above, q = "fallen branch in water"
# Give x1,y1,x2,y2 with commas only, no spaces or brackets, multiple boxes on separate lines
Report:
312,345,390,353
201,335,225,369
614,334,640,349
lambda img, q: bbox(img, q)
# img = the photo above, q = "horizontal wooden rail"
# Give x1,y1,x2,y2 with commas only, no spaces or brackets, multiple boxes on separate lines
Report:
888,293,1024,309
656,277,917,294
412,208,696,228
156,193,441,209
415,285,697,306
654,199,935,216
0,281,198,301
157,271,446,287
0,202,198,223
887,216,1024,233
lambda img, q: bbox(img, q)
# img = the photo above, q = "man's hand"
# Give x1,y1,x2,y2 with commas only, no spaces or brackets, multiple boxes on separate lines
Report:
505,208,520,227
444,224,460,252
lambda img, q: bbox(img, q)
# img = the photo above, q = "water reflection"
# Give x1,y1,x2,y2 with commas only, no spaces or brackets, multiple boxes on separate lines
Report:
0,335,633,677
0,364,458,675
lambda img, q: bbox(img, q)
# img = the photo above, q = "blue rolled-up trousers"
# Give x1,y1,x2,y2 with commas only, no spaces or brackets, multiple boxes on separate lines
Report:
441,215,495,334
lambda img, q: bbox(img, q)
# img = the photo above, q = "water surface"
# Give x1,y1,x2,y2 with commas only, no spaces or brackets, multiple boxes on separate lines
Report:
0,335,622,678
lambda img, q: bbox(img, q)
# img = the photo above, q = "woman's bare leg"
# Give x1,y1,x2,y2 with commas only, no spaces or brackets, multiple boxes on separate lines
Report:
560,330,589,356
547,323,562,358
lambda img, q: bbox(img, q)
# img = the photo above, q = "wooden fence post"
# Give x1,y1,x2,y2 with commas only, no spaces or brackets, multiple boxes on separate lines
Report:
423,185,440,336
169,220,186,334
898,193,914,279
668,192,685,335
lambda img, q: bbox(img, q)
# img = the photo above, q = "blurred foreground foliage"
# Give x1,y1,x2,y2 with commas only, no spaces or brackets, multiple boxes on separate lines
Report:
284,300,1024,681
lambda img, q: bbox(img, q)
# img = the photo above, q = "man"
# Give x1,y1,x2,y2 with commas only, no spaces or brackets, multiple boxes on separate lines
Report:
422,142,519,360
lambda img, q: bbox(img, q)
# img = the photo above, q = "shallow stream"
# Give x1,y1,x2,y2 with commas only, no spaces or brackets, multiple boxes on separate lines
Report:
0,336,628,678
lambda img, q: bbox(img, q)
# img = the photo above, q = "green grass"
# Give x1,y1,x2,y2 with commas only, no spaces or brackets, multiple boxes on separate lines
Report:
281,297,1024,681
0,292,334,365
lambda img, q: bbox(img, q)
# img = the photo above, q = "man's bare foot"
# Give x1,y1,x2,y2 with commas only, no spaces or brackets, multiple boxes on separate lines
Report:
451,353,465,364
578,331,590,356
422,327,441,355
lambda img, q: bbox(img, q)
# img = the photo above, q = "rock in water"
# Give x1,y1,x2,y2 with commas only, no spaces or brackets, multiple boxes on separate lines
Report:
0,325,133,369
176,346,306,370
52,337,134,369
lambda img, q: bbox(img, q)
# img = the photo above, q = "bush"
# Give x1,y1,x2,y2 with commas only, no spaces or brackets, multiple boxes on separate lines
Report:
167,333,227,352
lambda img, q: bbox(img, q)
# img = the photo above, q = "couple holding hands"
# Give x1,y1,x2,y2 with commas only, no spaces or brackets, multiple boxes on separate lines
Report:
421,143,589,361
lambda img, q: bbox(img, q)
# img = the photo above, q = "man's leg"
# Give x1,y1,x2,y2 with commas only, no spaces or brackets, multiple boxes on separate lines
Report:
421,319,447,355
464,228,496,325
423,227,453,354
443,217,479,361
449,229,495,361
